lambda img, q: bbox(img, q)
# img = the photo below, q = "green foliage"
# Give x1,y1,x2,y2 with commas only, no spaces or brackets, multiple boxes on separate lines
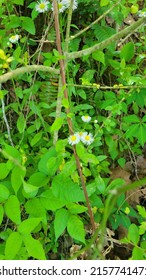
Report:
120,207,146,260
5,195,21,225
5,232,22,260
0,0,146,260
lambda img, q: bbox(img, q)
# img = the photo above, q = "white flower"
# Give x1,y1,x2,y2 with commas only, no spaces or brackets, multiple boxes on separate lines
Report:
81,115,91,123
81,132,94,145
9,35,19,43
35,0,50,13
68,133,80,145
76,131,84,138
53,0,78,13
94,119,98,124
138,10,146,17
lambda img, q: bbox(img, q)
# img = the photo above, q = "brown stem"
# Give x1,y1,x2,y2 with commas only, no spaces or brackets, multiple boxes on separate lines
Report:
53,0,95,231
73,146,96,231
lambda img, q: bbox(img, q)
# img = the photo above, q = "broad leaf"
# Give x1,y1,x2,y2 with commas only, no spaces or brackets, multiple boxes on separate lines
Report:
23,234,46,260
120,42,135,62
132,247,144,260
128,224,139,245
100,0,109,6
92,50,105,65
38,148,57,175
22,180,39,198
30,132,42,147
136,124,146,147
40,189,66,211
52,173,85,202
54,209,69,240
11,166,26,194
0,163,10,180
51,118,64,132
66,203,87,214
28,172,48,187
17,113,26,133
95,176,106,194
5,195,21,225
67,215,85,244
21,17,36,35
0,184,9,202
5,232,22,259
123,115,140,123
18,218,41,235
125,124,139,139
12,0,24,4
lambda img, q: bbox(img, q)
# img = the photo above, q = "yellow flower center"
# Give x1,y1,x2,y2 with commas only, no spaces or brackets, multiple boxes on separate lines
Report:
11,36,16,40
39,3,45,9
71,135,77,141
85,135,90,141
84,116,89,119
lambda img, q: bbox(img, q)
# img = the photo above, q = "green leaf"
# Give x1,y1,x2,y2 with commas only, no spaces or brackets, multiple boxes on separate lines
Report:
0,163,10,180
52,173,85,202
11,166,26,194
5,232,22,260
120,42,135,62
61,160,76,176
23,234,46,260
93,25,115,43
86,182,97,196
100,0,109,6
139,222,146,235
4,195,21,225
67,215,85,244
21,17,36,35
67,203,87,214
125,124,139,139
40,189,66,211
118,157,126,168
3,144,21,162
132,247,144,260
17,113,26,133
73,104,93,112
81,70,95,82
137,205,146,219
28,172,48,187
22,180,39,198
0,184,9,202
47,157,59,177
76,142,85,158
62,98,69,108
136,124,146,147
25,198,46,223
50,118,64,132
128,224,139,245
141,241,146,249
0,205,4,225
38,148,57,175
92,50,105,65
105,178,125,195
118,213,131,229
90,194,104,208
12,0,24,4
30,132,42,147
95,176,105,194
18,218,41,235
123,115,140,123
54,209,69,240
